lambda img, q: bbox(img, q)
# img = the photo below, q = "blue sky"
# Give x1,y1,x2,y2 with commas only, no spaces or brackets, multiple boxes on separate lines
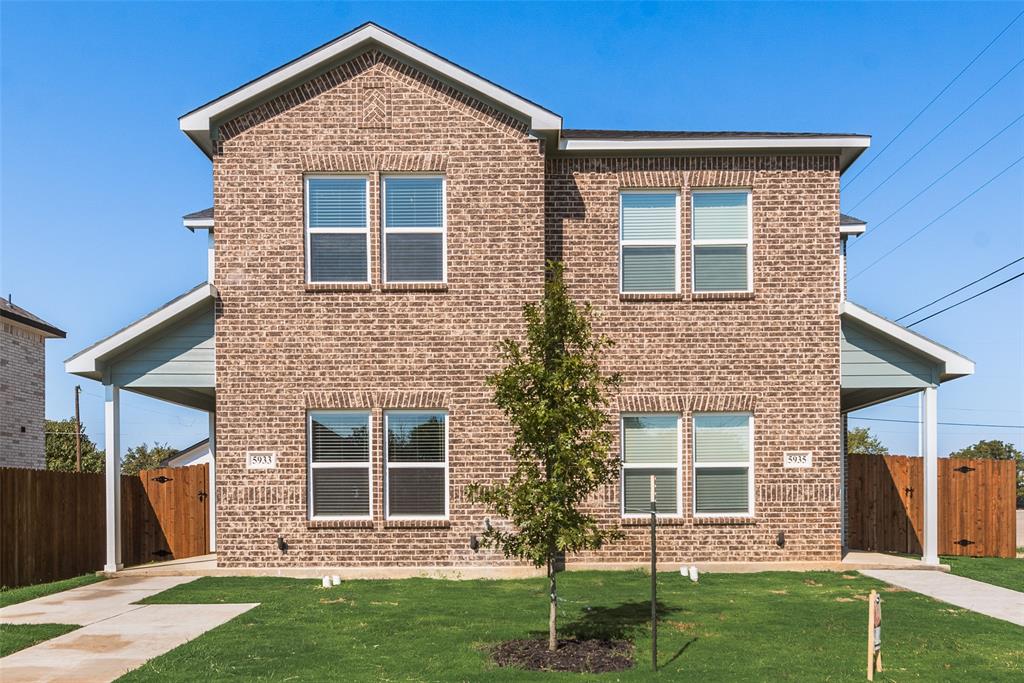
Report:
2,2,1021,457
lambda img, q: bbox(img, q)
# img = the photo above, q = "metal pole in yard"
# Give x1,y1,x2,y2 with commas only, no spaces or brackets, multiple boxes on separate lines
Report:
650,474,657,672
74,385,82,472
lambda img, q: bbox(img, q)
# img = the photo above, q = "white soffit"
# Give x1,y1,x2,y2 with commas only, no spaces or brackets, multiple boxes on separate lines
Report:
180,23,562,157
65,283,216,380
841,300,975,381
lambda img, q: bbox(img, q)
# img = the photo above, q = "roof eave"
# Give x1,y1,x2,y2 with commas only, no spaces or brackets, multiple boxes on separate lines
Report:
841,300,975,382
179,23,561,157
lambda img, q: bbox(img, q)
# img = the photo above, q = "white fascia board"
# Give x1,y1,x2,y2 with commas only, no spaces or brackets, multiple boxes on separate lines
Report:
841,300,975,380
179,24,561,156
840,221,867,236
183,218,214,230
65,283,216,379
559,135,870,152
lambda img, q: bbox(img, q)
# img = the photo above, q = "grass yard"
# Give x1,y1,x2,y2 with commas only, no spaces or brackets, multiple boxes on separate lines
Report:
941,555,1024,592
0,574,101,656
119,570,1022,682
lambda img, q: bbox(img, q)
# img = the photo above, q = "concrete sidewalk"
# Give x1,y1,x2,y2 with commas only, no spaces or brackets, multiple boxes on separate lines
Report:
861,569,1024,627
0,576,258,682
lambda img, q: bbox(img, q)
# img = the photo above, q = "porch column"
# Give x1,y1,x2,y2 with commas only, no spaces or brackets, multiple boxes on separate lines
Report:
208,411,216,553
104,384,123,572
921,385,939,565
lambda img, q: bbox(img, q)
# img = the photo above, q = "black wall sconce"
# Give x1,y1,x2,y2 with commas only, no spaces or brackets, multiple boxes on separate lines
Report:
776,531,786,549
277,535,289,554
469,535,480,552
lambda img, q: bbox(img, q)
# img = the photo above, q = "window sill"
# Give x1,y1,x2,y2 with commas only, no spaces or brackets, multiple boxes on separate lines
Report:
307,519,375,529
619,293,684,302
384,519,451,529
381,283,448,293
621,516,687,527
305,283,372,293
691,291,755,302
693,516,758,526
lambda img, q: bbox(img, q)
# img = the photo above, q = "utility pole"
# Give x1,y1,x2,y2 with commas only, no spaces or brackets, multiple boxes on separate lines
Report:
74,385,82,472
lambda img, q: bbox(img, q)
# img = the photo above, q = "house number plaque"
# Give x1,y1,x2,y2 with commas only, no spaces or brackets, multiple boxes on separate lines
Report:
783,451,812,468
246,452,278,469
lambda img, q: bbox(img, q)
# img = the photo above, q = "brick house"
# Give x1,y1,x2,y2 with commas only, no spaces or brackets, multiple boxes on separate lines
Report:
2,298,65,469
66,24,974,573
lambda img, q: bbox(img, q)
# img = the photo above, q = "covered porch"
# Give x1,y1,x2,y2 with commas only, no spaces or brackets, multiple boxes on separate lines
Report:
840,300,975,565
65,282,217,571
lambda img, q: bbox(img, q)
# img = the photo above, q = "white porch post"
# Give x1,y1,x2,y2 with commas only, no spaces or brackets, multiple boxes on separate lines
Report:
208,411,217,553
840,413,847,552
921,386,939,565
104,383,123,572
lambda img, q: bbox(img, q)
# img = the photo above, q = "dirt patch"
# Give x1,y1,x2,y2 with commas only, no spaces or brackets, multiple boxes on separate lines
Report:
61,633,131,653
490,638,634,673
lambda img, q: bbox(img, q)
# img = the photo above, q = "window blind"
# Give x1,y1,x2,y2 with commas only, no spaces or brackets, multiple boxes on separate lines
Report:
384,178,444,228
386,411,447,518
694,246,747,292
621,414,679,515
694,414,750,463
308,178,367,228
623,468,678,514
693,413,752,515
620,192,677,293
692,191,750,293
309,411,370,518
694,467,749,514
310,233,368,283
621,193,677,241
692,192,749,240
306,177,368,283
384,177,445,283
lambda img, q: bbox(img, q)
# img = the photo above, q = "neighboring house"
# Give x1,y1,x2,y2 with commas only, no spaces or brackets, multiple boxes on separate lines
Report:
66,23,974,573
1,297,65,469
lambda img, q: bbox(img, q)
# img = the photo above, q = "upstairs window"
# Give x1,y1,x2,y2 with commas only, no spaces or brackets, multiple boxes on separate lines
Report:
305,176,370,283
308,411,372,520
693,413,754,516
385,410,448,519
692,190,752,292
621,414,681,516
620,192,679,293
383,176,446,283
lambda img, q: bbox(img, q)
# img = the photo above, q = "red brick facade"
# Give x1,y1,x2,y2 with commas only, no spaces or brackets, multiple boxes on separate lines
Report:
211,49,842,568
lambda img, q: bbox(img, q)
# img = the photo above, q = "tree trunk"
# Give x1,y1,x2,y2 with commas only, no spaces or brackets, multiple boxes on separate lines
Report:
548,556,558,652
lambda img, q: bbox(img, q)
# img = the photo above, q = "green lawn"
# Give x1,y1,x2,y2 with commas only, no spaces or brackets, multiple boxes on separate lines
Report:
118,570,1022,682
941,555,1024,592
0,574,101,656
0,573,104,608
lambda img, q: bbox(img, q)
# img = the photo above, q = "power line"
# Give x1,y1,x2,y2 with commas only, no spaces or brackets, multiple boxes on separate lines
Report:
848,108,1024,230
848,154,1024,281
842,9,1024,189
906,270,1024,327
896,256,1024,321
849,416,1024,429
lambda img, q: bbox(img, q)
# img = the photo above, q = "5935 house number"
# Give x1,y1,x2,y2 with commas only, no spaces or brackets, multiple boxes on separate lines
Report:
783,451,813,468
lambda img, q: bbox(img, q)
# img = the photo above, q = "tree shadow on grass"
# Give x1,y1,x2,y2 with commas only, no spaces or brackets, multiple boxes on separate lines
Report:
560,600,680,640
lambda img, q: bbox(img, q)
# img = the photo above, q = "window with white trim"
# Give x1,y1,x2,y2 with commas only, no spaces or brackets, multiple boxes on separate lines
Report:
693,413,754,516
305,176,370,283
385,410,448,518
308,411,371,519
620,191,679,293
621,414,681,516
383,176,446,283
692,190,752,292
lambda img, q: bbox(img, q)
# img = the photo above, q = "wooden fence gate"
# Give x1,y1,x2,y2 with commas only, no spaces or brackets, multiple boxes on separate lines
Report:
122,464,210,566
846,454,1016,558
0,463,209,587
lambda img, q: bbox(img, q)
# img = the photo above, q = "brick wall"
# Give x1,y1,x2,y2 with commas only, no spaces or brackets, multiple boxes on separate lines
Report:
0,322,47,469
212,48,842,568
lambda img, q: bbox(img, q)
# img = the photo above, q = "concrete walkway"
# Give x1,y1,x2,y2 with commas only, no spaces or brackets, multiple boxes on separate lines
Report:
0,576,258,682
861,569,1024,627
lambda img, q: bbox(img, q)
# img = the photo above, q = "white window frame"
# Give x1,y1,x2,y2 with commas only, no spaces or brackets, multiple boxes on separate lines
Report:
307,410,373,521
692,411,755,518
691,189,753,294
619,190,680,294
382,175,448,284
384,409,449,520
620,413,683,519
304,175,371,284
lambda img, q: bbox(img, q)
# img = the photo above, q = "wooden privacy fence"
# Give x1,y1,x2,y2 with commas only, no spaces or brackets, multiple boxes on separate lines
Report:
0,464,209,588
846,454,1016,558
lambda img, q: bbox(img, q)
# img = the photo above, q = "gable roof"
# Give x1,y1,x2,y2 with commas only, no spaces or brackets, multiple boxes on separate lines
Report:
179,22,562,157
840,300,974,382
0,298,66,338
183,207,214,230
65,282,215,380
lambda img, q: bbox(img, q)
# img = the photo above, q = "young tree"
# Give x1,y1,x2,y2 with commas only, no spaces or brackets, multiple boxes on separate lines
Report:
846,426,889,455
121,442,177,476
45,418,104,473
468,261,622,652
